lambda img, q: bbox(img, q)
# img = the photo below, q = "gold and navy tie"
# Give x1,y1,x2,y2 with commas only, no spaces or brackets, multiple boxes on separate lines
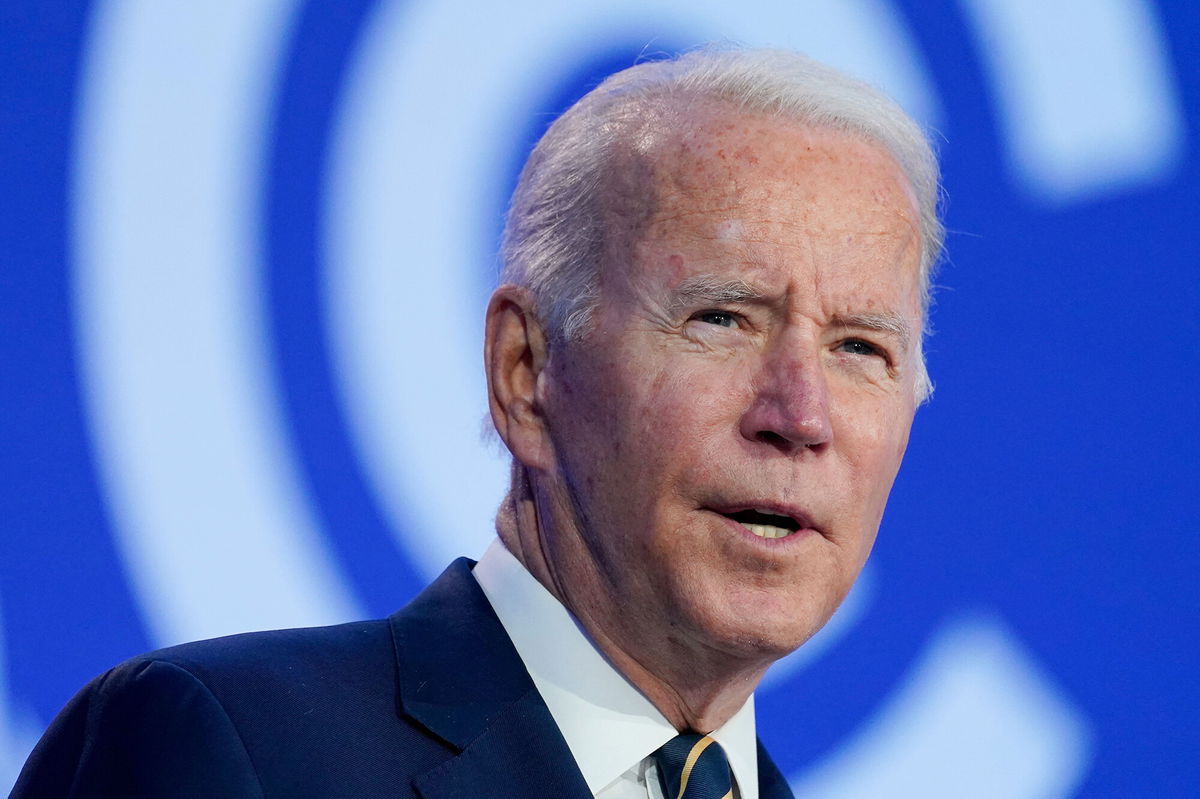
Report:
654,733,734,799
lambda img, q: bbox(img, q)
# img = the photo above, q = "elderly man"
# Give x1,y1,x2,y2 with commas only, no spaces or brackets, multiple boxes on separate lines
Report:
13,47,941,798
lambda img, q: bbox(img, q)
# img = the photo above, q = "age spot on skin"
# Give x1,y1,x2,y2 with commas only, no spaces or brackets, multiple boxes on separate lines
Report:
715,220,744,242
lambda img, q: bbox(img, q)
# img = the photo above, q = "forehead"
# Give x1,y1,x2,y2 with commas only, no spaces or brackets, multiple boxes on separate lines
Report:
645,110,916,241
605,109,923,309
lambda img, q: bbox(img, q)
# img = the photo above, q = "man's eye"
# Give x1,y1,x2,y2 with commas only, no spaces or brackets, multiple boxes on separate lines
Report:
693,310,739,328
838,339,881,357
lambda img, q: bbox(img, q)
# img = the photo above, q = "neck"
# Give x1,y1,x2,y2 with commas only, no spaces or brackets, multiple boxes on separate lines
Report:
495,472,771,733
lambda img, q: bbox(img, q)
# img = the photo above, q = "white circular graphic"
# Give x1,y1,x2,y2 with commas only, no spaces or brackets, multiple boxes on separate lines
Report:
61,0,1200,792
323,0,941,581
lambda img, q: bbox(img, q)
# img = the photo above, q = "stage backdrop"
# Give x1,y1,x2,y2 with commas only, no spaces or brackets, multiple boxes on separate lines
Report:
3,1,1197,795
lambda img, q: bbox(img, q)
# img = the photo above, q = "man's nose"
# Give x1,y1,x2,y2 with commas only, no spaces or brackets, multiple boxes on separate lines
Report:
738,343,833,453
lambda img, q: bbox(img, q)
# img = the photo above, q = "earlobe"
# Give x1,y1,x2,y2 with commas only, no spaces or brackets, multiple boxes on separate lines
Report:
484,285,553,470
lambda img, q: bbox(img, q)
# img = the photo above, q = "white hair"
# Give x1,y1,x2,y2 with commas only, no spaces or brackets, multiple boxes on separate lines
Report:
500,47,944,400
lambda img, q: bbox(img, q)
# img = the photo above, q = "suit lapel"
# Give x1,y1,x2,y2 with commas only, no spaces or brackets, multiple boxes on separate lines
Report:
756,739,797,799
389,559,591,799
412,690,591,799
390,559,794,799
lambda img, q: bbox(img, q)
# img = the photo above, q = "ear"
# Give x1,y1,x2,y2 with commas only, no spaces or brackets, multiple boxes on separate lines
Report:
484,285,554,471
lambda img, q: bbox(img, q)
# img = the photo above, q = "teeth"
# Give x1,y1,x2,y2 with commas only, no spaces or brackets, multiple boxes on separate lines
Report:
739,522,792,539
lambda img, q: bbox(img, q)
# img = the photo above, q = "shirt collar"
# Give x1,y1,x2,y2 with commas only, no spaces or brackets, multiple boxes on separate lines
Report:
473,538,759,798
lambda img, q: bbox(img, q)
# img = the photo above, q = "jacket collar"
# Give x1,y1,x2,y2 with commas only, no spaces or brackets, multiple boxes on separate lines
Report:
388,558,592,799
388,558,794,799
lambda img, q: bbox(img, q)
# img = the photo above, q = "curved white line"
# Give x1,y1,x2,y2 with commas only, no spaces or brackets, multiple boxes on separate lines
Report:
324,0,940,580
72,0,361,647
789,613,1094,797
959,0,1185,203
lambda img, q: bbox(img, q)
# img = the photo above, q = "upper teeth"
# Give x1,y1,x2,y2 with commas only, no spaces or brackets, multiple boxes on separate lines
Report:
739,522,791,539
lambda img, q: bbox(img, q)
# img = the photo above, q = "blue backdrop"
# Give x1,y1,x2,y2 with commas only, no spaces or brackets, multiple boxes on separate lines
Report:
3,1,1197,795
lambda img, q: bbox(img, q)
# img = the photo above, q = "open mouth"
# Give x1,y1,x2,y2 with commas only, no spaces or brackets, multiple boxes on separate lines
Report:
721,508,803,539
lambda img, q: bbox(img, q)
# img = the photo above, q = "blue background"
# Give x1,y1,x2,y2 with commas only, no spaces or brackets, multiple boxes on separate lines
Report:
3,1,1197,795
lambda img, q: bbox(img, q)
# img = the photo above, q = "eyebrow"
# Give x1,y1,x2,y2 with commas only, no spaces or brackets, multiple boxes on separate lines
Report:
667,275,764,314
831,312,913,354
667,274,914,353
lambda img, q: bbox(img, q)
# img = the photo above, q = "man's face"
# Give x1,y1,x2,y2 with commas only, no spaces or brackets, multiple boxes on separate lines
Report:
534,112,924,665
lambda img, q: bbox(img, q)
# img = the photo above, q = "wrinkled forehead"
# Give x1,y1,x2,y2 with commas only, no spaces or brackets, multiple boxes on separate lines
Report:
598,107,923,289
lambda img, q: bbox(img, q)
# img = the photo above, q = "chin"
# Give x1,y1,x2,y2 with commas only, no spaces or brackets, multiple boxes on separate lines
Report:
690,593,839,663
743,616,828,658
693,625,816,667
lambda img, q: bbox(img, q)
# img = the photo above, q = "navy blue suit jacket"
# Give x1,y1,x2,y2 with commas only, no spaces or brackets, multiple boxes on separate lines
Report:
12,559,795,798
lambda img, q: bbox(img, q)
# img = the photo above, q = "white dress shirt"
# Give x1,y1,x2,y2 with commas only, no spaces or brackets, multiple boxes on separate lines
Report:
473,538,759,799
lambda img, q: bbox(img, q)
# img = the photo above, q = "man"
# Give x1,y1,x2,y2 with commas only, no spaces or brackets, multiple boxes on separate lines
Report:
13,47,942,798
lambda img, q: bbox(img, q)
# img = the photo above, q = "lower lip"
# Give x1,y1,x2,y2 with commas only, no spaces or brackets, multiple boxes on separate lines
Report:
712,512,818,547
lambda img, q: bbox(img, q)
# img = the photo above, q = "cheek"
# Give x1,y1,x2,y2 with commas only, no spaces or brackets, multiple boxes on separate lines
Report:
547,350,681,496
834,399,913,506
553,334,754,493
619,369,716,482
636,359,751,445
642,366,723,422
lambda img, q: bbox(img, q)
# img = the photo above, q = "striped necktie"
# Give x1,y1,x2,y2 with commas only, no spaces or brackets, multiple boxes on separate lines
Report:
654,733,734,799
